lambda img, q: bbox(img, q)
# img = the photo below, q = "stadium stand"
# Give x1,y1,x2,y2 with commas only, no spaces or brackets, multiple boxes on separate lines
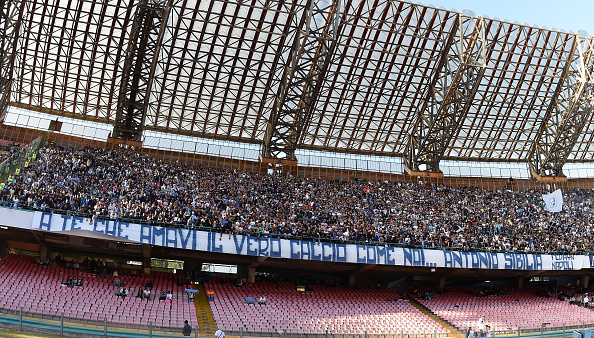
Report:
0,255,196,329
416,287,594,332
1,145,593,254
0,140,24,163
206,280,449,335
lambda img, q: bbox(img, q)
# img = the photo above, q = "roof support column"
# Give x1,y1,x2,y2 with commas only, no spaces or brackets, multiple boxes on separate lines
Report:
529,36,594,180
111,0,172,147
0,0,28,124
261,0,342,172
405,13,486,176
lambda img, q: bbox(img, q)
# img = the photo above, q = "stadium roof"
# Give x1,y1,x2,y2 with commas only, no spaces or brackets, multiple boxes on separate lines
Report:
5,0,594,167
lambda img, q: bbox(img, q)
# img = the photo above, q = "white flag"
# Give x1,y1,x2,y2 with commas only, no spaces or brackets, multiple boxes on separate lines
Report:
542,189,563,212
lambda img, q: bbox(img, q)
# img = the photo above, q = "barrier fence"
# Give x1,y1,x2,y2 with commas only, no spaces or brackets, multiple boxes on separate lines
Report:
0,306,592,338
0,131,48,185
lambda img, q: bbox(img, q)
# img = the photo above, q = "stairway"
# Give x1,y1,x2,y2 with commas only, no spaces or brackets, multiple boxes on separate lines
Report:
406,295,465,338
193,282,218,336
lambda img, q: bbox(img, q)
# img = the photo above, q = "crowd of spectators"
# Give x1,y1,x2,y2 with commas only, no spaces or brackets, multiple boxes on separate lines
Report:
1,145,594,254
0,140,24,164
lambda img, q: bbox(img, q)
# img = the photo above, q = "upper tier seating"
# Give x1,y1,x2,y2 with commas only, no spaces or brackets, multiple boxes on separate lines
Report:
416,287,594,332
2,144,594,254
206,280,449,335
0,255,196,329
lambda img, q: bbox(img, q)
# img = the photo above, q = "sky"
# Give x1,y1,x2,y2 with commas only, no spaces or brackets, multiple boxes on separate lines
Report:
414,0,594,35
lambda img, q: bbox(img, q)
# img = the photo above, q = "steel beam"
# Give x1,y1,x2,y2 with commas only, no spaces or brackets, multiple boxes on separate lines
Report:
113,0,172,142
262,0,343,161
405,13,486,173
0,0,28,123
529,36,594,178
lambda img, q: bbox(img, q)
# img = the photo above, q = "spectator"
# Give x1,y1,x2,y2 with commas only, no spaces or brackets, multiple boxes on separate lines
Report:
137,287,144,298
188,291,195,303
114,277,121,287
166,290,173,301
182,320,192,336
159,290,167,301
477,316,485,334
115,287,124,298
143,288,151,300
247,296,255,305
258,296,266,305
215,327,225,338
485,325,493,337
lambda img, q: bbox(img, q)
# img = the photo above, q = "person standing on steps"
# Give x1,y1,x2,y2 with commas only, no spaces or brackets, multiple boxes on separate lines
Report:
182,320,192,336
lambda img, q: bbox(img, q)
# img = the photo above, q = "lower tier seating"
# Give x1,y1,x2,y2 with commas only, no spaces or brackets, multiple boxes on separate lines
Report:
417,287,594,332
206,281,448,334
0,255,196,329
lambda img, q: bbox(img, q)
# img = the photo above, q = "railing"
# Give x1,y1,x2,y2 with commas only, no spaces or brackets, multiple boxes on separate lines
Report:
0,202,590,256
0,307,182,335
0,306,591,338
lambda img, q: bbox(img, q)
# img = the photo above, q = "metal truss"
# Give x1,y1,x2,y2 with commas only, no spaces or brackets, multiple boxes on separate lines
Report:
0,0,28,123
301,2,459,155
113,0,171,142
529,36,594,177
7,0,594,167
404,14,486,173
261,0,342,160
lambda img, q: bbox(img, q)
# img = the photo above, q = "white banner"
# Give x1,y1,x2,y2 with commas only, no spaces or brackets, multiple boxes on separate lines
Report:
543,189,563,212
0,207,587,271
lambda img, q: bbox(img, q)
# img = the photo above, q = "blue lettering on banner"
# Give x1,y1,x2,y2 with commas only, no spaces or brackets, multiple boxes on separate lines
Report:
269,238,281,258
207,232,223,253
247,237,258,256
71,216,83,231
60,214,70,231
444,251,500,269
552,255,575,270
300,241,311,260
357,245,367,263
105,221,117,237
258,237,269,257
290,240,301,259
27,211,581,270
322,242,333,261
93,219,104,234
117,222,129,239
403,248,425,267
366,246,376,264
258,237,270,257
311,243,322,261
39,212,52,231
590,256,594,268
503,253,542,270
152,226,165,246
335,243,347,262
178,229,192,250
233,235,246,253
376,246,386,265
140,224,151,243
166,228,177,248
387,247,396,265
